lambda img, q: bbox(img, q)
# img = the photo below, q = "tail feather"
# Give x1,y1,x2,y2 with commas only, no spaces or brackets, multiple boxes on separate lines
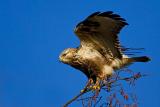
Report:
120,56,150,69
132,56,151,62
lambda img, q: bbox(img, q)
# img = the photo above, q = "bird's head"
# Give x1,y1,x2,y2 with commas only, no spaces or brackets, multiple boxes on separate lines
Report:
59,48,76,64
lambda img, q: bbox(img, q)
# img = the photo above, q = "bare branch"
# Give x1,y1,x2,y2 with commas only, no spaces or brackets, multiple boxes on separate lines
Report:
63,79,93,107
63,70,147,107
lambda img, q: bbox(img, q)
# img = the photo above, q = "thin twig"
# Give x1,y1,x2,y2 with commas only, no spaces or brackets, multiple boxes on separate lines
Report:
77,96,98,101
93,96,102,107
63,91,86,107
63,72,147,107
63,79,92,107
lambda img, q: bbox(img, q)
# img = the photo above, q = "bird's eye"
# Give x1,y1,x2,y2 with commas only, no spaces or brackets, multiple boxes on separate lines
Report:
62,53,66,57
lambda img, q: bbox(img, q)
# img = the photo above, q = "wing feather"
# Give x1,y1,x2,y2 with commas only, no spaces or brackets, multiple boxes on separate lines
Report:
74,11,128,60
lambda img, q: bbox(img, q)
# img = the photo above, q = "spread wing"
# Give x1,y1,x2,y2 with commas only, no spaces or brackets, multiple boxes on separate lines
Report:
74,11,128,60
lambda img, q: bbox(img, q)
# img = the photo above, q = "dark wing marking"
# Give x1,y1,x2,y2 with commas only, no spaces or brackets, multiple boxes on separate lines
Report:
75,11,128,59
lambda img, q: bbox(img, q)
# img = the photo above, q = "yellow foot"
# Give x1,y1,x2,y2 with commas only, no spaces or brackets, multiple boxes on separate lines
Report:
89,81,101,91
91,85,100,90
80,89,85,93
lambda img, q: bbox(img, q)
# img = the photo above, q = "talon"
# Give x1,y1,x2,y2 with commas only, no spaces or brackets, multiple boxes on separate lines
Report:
89,84,100,91
92,85,97,90
97,86,100,90
80,89,84,93
94,85,100,90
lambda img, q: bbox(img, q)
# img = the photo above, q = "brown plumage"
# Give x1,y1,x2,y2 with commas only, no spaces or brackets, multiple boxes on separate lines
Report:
59,11,150,83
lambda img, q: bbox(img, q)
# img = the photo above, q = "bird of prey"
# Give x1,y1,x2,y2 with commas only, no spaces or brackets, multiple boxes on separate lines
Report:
59,11,150,88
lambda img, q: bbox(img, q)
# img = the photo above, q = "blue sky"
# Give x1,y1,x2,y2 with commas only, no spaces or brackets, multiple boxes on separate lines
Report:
0,0,159,107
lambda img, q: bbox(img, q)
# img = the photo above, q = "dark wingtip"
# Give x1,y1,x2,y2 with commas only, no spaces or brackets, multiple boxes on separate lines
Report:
86,11,128,25
87,12,100,18
97,11,128,25
98,11,113,16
